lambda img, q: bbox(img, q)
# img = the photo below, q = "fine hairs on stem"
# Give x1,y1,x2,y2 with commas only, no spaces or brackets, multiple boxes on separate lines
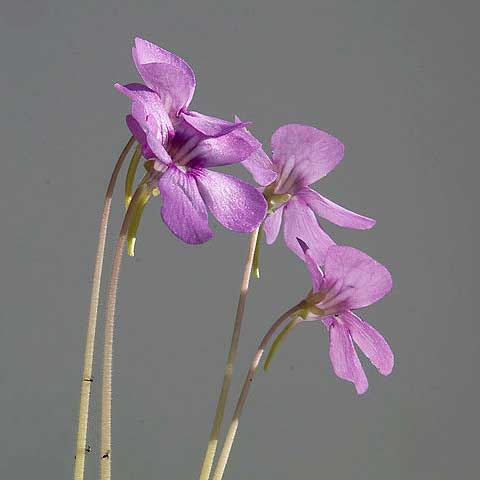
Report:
198,228,260,480
100,183,149,480
211,301,306,480
73,136,134,480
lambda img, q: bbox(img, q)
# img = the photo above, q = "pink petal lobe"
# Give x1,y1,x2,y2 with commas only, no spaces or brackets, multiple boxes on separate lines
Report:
115,83,173,144
340,311,394,376
263,205,284,244
138,63,195,117
194,169,267,232
234,116,277,186
302,245,324,292
282,195,335,263
322,246,393,311
158,166,212,244
329,320,369,394
182,111,249,137
188,129,258,168
133,38,196,112
271,124,344,193
298,187,376,230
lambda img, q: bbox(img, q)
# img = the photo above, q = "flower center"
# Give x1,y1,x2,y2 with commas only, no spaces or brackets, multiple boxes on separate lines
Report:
167,130,211,167
263,183,292,212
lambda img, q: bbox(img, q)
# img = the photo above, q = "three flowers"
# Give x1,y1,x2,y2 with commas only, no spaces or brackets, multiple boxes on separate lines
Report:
116,37,393,394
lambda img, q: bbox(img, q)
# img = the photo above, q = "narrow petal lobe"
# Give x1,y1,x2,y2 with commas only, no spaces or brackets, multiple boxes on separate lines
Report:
263,205,284,244
298,187,376,230
340,311,394,376
182,111,249,137
329,320,369,394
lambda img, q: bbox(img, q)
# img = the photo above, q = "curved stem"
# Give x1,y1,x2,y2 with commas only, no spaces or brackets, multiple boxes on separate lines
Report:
73,136,134,480
198,228,260,480
100,184,148,480
211,301,306,480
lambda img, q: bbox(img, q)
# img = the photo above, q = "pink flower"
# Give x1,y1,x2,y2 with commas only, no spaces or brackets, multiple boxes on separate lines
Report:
244,124,375,263
115,38,267,244
299,240,394,394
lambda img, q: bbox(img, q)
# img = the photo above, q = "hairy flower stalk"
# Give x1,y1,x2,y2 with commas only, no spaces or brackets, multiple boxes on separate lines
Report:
100,181,151,480
198,227,260,480
211,301,307,480
73,136,135,480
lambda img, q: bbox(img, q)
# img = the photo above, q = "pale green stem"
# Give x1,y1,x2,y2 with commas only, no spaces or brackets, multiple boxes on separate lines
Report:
263,318,300,372
211,301,306,480
73,136,134,480
198,228,260,480
124,144,142,209
100,183,148,480
252,223,263,279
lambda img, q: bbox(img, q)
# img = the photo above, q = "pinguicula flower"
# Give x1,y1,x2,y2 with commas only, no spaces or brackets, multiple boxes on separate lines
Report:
243,124,376,263
294,240,394,394
115,38,267,245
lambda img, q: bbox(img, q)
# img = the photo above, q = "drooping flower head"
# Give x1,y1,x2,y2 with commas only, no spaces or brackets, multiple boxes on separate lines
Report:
296,240,394,394
243,124,376,263
115,38,267,245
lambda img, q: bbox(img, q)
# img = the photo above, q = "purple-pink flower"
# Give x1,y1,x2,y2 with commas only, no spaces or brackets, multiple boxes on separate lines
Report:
244,124,375,263
299,240,393,394
115,38,267,244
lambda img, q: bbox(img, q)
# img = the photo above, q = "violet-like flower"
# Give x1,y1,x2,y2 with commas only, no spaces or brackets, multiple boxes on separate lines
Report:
115,38,267,244
243,124,376,263
297,240,393,394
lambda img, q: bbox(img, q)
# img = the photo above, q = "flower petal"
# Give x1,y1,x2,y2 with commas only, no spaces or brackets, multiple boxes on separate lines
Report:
182,111,249,137
234,116,277,187
158,166,212,244
298,241,324,292
329,320,368,394
271,124,344,193
340,310,394,376
321,246,393,312
282,195,335,263
194,169,267,232
242,148,277,186
263,205,284,244
125,115,154,159
297,187,376,230
188,129,258,168
132,38,196,114
115,83,173,144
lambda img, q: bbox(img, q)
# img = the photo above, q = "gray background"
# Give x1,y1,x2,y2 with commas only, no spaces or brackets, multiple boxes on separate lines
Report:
1,1,477,479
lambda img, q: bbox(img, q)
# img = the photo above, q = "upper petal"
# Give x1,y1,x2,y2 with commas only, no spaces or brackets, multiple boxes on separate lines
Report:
328,320,368,394
158,166,213,244
282,195,335,263
263,205,284,244
182,111,250,137
320,246,393,312
115,83,173,145
340,310,394,376
132,38,196,116
297,187,376,230
271,124,344,193
194,169,267,232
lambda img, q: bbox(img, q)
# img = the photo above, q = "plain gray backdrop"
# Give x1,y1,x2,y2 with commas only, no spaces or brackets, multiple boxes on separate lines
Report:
1,1,478,479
